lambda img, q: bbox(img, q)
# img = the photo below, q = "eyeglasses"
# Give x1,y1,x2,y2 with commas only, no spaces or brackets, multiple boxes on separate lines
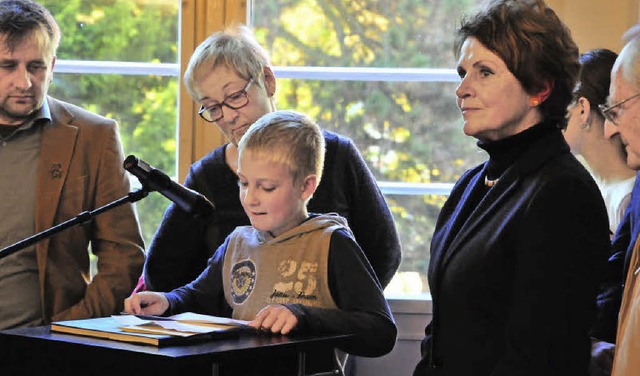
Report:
598,91,640,125
198,78,254,123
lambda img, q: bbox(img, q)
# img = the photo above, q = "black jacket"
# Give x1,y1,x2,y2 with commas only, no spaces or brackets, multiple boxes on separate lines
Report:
415,125,610,376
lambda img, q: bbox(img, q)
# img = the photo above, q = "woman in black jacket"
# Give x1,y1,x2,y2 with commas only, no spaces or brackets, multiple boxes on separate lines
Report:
414,1,611,375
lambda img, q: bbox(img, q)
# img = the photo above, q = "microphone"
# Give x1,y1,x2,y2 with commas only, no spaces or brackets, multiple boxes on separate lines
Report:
123,155,214,220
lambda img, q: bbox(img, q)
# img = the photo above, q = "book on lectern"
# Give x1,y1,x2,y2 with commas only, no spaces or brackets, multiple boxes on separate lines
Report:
50,312,251,347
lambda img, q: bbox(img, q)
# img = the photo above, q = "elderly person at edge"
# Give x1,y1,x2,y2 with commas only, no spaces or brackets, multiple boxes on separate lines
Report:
602,24,640,376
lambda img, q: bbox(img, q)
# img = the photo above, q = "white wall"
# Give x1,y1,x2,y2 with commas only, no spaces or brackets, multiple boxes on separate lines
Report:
353,295,432,376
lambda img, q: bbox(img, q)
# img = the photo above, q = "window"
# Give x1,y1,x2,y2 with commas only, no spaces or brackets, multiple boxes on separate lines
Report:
41,0,180,247
40,0,488,294
250,0,486,294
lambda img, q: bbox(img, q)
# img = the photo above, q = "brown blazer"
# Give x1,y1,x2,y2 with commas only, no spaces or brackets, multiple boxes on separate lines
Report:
35,96,144,323
612,238,640,375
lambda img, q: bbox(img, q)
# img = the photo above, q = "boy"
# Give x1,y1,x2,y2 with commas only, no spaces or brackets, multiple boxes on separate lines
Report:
125,110,396,374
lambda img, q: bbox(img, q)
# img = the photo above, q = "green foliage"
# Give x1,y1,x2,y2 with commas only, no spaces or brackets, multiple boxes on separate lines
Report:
41,0,179,248
38,0,488,291
253,0,486,290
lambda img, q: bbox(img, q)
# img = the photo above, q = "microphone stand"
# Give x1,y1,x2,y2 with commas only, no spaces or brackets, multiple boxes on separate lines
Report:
0,188,149,261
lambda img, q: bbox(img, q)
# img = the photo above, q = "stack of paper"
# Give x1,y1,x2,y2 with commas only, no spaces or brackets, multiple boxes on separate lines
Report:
51,312,251,346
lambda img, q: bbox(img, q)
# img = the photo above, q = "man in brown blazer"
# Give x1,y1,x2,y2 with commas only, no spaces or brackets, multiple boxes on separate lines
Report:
0,0,144,329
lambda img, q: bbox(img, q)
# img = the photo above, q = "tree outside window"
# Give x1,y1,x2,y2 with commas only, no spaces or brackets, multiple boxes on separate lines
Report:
251,0,486,293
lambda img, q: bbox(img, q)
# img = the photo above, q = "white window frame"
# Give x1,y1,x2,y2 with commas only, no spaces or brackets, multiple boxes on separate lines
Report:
53,0,449,305
54,60,457,199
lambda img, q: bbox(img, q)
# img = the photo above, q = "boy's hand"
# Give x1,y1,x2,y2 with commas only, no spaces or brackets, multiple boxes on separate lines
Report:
123,291,169,315
249,304,298,335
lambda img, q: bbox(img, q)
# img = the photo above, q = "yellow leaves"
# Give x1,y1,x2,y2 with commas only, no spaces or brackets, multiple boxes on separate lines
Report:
391,127,410,143
91,9,105,19
83,103,100,114
285,81,315,111
424,194,447,207
272,0,386,65
402,166,423,182
346,102,365,122
76,9,104,25
133,126,143,138
145,90,157,101
394,93,412,113
357,9,389,32
384,272,424,295
279,1,341,59
162,138,176,153
391,204,409,218
363,120,411,143
344,34,375,63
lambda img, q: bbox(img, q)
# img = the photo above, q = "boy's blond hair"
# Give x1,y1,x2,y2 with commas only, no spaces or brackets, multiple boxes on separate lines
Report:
238,110,325,188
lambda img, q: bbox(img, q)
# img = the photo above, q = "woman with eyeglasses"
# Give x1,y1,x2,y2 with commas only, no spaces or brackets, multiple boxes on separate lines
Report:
413,1,610,375
563,49,636,236
142,25,402,297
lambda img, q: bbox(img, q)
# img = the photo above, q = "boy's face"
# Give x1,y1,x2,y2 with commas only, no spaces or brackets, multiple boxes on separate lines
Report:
237,150,315,237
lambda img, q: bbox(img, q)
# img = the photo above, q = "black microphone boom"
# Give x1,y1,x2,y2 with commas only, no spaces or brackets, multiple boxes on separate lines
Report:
123,155,214,220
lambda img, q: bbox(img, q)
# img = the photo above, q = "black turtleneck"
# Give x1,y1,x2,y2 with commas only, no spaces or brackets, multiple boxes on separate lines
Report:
477,121,559,181
436,121,563,253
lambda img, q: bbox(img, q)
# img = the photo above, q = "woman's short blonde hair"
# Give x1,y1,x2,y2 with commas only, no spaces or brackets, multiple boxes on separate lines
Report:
184,24,270,100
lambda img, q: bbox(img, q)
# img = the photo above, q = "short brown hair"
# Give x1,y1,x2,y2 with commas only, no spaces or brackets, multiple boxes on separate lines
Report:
454,0,579,126
0,0,60,57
